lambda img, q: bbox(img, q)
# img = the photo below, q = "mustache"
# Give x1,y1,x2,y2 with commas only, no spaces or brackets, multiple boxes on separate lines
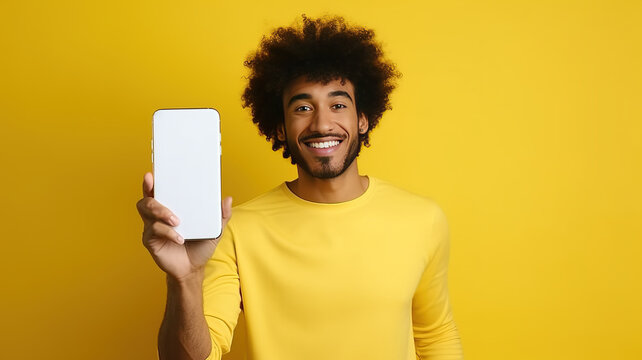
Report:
299,133,346,142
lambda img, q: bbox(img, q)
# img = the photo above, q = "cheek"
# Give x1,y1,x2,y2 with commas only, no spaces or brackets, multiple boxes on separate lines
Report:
285,121,305,138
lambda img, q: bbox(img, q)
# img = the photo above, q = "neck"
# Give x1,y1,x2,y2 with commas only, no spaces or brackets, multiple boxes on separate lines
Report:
287,161,369,203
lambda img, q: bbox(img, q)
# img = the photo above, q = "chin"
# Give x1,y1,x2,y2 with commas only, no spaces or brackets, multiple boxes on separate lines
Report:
289,136,361,179
303,157,356,179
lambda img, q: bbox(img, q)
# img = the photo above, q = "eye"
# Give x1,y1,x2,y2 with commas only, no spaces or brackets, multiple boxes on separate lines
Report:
332,104,347,110
295,105,312,112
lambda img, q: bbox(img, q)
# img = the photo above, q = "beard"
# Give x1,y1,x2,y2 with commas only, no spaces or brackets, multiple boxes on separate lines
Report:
287,134,361,179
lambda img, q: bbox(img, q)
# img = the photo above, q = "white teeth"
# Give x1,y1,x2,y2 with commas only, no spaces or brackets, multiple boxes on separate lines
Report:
308,140,340,149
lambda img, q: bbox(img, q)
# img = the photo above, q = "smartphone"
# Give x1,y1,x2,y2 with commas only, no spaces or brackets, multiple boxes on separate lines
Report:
152,108,222,240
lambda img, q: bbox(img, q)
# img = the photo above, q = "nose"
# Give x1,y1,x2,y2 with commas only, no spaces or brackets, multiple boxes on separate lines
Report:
309,107,334,133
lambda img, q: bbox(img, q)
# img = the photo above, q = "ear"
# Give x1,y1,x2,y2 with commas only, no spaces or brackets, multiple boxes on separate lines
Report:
277,123,286,141
358,114,369,134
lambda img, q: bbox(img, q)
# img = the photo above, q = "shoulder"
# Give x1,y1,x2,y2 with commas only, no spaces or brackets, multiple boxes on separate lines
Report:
371,177,446,219
369,178,450,260
234,185,284,210
226,184,291,225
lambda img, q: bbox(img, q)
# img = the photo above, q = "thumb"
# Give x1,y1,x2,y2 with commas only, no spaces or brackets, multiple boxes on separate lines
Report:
142,172,154,197
221,196,233,227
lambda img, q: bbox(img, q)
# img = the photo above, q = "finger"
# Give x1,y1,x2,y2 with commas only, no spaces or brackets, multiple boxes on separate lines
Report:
136,197,180,227
144,221,184,246
222,196,233,221
143,172,154,197
219,197,233,236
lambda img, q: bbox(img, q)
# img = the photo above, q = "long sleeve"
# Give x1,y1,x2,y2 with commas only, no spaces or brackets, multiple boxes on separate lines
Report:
202,221,243,360
412,206,463,359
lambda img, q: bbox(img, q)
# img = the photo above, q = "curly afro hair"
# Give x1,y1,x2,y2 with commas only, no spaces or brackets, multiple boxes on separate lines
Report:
242,15,401,161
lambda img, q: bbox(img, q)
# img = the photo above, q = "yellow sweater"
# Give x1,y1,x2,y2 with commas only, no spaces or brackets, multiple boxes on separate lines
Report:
203,177,463,360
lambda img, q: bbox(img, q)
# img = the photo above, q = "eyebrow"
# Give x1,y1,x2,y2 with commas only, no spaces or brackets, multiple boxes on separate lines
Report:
328,90,353,103
287,90,354,107
287,93,312,106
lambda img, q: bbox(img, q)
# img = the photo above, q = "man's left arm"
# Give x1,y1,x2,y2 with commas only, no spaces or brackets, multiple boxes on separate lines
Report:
412,206,463,359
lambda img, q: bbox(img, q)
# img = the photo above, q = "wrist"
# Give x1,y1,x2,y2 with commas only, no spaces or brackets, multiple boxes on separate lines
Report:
167,268,205,290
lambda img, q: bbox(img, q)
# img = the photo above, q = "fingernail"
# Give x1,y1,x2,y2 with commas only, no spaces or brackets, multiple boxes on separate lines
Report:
177,235,184,244
170,215,179,226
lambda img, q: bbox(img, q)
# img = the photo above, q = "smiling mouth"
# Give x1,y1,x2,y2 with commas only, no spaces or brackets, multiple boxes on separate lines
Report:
305,140,342,149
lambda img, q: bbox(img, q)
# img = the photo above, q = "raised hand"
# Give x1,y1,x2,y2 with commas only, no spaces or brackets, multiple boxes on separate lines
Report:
136,172,232,280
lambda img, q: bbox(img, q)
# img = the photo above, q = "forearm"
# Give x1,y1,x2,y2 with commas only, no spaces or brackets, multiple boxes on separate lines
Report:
415,319,463,360
158,270,212,360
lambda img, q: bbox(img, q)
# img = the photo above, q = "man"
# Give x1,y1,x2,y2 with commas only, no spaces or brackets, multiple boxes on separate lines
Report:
137,15,463,360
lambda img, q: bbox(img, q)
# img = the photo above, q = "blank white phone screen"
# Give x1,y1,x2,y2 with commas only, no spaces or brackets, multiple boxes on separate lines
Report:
153,108,222,240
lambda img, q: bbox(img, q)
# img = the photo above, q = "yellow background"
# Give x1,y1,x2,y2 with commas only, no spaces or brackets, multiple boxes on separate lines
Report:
1,1,640,359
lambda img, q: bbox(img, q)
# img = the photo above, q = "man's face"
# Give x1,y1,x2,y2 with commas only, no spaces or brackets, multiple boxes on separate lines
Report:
279,77,368,179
